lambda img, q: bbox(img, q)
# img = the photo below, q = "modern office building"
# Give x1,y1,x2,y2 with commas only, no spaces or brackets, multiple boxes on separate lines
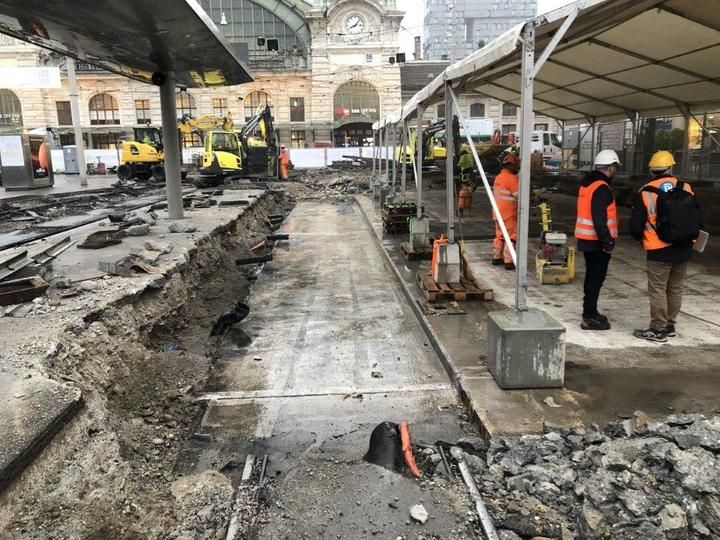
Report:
423,0,537,62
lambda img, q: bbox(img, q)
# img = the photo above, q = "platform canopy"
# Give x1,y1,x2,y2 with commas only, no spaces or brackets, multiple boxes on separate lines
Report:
0,0,253,87
375,0,720,128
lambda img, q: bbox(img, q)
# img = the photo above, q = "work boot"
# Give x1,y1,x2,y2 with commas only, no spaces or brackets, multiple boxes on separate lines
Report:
634,328,668,342
580,317,611,331
504,262,515,270
492,258,504,266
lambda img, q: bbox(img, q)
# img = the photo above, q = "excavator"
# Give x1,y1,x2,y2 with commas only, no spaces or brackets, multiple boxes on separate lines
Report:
117,105,277,183
395,120,447,167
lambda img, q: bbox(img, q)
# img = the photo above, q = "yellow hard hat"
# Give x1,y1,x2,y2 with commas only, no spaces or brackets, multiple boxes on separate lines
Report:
649,150,675,169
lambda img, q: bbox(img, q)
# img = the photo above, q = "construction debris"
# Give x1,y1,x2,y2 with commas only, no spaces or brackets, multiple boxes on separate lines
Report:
99,255,155,276
77,229,125,249
0,276,49,306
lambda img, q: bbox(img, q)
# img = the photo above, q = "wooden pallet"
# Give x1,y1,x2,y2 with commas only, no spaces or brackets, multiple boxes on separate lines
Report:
415,271,493,302
401,242,433,261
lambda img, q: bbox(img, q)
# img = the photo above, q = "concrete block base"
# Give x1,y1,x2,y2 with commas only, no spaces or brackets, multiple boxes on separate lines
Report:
487,308,566,389
409,217,430,249
432,242,461,283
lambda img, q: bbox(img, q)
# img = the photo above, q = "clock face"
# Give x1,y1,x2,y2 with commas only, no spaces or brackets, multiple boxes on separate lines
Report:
345,15,365,35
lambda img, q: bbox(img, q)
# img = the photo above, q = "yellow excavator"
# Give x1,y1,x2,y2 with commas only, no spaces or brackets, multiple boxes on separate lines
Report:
117,106,276,183
395,120,447,166
117,113,234,182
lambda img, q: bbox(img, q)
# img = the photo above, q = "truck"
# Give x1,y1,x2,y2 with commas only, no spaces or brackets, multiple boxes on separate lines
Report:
530,130,563,168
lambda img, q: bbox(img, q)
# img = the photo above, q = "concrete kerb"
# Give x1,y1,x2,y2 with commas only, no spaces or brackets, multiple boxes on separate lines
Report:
352,197,493,440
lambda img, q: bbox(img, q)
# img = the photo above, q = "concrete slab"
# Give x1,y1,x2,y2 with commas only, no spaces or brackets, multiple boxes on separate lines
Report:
0,187,267,492
355,193,720,438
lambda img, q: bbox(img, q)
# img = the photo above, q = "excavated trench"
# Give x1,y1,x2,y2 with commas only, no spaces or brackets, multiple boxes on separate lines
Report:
0,190,296,539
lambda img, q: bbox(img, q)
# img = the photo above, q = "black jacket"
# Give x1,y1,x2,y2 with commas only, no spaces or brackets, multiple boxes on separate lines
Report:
576,170,615,253
629,175,696,263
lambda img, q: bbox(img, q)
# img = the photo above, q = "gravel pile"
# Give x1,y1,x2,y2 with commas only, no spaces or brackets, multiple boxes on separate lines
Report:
464,413,720,539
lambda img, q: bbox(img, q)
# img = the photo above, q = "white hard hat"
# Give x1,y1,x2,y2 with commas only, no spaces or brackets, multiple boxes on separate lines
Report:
594,149,621,167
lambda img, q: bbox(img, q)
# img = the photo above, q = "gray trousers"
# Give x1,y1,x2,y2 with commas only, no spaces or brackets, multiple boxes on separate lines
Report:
647,260,689,330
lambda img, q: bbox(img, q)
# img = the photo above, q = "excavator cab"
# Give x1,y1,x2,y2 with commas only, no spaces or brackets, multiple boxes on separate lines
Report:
134,127,163,152
118,126,164,181
201,130,243,176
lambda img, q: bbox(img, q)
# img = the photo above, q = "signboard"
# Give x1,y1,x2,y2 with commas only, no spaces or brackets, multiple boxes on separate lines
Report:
0,135,24,166
0,67,61,89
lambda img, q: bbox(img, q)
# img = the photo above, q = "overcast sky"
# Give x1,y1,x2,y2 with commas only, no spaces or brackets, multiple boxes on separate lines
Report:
397,0,576,56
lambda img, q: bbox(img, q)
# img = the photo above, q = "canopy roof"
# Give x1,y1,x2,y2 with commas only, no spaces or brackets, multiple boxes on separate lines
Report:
376,0,720,128
0,0,253,87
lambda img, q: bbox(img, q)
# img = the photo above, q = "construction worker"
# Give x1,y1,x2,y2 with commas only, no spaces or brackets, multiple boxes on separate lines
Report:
458,146,475,187
492,153,520,270
279,144,290,180
575,150,620,331
630,151,701,342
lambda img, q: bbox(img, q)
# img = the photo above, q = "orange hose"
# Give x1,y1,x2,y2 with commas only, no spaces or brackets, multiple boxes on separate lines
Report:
399,421,421,478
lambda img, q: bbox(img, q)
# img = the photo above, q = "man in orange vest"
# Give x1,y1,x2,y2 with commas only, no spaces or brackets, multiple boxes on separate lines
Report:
279,144,290,180
629,151,700,342
575,150,620,331
492,153,520,270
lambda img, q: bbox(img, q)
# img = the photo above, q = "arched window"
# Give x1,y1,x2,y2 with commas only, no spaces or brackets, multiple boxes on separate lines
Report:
244,91,273,121
0,90,22,132
333,81,379,122
89,93,119,125
176,92,197,121
470,102,485,118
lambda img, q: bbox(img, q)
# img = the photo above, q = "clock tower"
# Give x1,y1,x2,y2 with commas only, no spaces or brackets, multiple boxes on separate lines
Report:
307,0,404,145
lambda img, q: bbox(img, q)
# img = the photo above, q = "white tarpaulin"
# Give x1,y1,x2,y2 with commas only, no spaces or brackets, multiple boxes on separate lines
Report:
382,0,720,125
0,67,60,88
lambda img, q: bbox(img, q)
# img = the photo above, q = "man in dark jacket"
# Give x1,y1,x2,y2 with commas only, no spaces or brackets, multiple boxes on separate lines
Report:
629,150,700,342
575,150,621,330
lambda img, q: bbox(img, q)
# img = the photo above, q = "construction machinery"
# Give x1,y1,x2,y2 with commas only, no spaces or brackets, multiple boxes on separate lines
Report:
395,120,448,166
116,113,233,182
535,200,575,285
117,106,277,183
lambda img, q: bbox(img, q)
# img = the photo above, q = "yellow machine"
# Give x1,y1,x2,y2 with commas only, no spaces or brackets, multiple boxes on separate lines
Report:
117,113,235,181
395,121,447,165
535,201,576,285
117,106,277,183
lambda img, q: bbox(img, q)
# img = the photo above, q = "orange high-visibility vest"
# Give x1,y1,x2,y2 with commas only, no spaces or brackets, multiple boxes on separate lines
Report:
640,176,694,251
575,180,618,240
492,169,518,222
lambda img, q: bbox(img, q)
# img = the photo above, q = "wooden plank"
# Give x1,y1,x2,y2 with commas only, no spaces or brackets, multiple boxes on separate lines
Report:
422,274,440,292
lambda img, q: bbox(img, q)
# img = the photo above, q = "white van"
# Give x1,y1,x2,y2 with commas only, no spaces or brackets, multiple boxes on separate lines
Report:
531,131,562,167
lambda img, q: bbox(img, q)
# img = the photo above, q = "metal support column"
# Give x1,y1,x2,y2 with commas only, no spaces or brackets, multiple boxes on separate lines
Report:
66,57,87,186
378,128,383,183
159,72,183,219
401,118,408,198
391,124,397,191
445,82,455,243
516,23,535,311
385,127,390,184
372,129,376,178
416,105,425,219
590,121,597,164
681,114,691,180
559,121,565,172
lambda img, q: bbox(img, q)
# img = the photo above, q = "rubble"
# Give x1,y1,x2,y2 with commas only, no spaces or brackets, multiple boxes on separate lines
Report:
457,413,720,539
409,504,428,524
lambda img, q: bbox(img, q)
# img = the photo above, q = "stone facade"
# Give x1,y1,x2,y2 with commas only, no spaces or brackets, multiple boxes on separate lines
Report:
0,1,403,149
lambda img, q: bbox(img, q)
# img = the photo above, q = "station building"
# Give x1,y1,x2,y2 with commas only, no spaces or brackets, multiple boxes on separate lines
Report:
0,0,404,149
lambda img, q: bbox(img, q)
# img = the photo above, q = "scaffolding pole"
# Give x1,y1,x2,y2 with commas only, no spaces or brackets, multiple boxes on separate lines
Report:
445,81,455,243
391,124,397,191
416,105,425,219
401,118,408,198
516,22,535,311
